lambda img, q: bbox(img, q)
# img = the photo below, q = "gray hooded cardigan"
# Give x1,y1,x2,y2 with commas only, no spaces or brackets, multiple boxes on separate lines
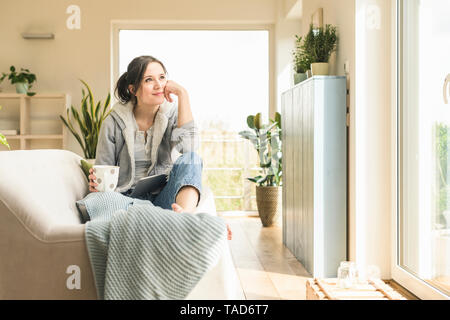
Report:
95,99,199,193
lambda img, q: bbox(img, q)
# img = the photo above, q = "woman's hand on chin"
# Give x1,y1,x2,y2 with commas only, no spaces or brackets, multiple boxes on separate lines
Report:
163,80,187,102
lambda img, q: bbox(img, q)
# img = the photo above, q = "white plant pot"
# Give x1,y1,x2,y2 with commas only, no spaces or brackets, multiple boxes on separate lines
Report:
15,82,29,94
311,63,329,76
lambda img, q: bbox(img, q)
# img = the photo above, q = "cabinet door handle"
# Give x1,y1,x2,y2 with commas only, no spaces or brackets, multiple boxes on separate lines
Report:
444,74,450,104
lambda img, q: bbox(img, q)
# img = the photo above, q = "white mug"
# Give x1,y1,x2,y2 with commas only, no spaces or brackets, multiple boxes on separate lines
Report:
93,165,120,192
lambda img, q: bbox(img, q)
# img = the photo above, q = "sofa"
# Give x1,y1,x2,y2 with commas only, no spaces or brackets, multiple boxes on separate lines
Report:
0,149,244,300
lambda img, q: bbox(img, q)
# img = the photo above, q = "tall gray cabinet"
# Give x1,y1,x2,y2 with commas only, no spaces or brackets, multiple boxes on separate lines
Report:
281,76,347,278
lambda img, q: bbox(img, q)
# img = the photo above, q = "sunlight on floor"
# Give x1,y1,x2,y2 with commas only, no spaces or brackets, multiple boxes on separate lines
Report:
225,215,311,300
236,269,309,300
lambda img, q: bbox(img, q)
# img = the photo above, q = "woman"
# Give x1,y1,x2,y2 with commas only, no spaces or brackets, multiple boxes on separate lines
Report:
89,55,232,239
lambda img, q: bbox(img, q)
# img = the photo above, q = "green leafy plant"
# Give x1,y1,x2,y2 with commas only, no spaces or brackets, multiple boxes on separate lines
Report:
0,66,37,96
60,79,111,159
293,35,311,74
302,23,338,63
239,112,282,186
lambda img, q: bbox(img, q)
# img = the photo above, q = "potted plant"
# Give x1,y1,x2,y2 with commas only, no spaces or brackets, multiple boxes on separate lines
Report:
0,66,37,96
302,23,338,76
239,112,282,227
60,79,111,161
293,35,311,84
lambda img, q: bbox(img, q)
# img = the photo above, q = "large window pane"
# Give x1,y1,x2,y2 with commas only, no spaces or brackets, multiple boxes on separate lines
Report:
399,0,450,296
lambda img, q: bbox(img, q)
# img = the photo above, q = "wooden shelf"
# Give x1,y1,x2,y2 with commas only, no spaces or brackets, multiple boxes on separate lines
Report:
0,93,69,150
2,135,64,141
26,135,64,139
0,93,66,99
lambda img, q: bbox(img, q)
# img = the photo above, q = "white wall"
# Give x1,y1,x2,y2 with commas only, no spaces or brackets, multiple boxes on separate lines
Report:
354,0,393,279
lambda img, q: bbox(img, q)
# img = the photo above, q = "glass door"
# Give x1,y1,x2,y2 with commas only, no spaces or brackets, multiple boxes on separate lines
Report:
399,0,450,298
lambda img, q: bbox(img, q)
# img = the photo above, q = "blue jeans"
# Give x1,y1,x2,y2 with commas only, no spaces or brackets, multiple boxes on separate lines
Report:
123,152,203,210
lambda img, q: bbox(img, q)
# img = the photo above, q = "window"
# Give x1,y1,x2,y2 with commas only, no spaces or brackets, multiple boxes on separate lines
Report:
117,29,269,212
398,0,450,298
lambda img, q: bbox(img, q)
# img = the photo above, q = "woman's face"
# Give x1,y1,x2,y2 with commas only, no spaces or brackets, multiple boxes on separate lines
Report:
130,62,167,106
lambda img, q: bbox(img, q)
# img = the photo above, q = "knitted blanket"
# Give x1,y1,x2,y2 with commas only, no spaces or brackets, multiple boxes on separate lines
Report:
76,192,227,300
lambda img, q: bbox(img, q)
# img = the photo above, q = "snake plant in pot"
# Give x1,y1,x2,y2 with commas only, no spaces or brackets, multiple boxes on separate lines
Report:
60,79,111,162
239,112,282,227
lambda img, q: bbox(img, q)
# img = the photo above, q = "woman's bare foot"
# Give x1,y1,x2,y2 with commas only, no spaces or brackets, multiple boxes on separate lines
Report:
227,224,232,240
172,203,184,213
171,203,232,240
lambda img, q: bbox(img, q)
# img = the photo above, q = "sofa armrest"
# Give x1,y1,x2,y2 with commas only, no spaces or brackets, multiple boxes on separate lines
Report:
0,150,88,242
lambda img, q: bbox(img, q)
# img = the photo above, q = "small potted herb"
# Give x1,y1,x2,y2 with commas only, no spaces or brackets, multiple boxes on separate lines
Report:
302,24,338,76
0,66,37,96
293,35,311,84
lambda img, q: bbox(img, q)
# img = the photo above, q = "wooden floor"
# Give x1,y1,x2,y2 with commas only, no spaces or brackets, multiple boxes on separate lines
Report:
223,215,312,300
222,215,419,300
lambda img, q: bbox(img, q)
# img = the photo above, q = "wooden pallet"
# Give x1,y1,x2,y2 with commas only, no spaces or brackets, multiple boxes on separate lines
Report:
306,278,408,300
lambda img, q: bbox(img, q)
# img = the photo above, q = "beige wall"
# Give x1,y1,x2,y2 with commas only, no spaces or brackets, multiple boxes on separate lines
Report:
0,0,279,155
275,0,302,117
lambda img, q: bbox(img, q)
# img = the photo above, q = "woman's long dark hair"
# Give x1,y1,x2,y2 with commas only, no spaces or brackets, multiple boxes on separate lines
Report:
115,55,168,105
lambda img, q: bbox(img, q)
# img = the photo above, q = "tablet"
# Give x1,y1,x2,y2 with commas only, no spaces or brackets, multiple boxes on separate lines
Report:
130,173,168,198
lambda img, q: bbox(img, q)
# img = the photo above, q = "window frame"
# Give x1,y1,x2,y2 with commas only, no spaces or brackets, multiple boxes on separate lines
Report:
110,21,273,213
392,0,450,300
